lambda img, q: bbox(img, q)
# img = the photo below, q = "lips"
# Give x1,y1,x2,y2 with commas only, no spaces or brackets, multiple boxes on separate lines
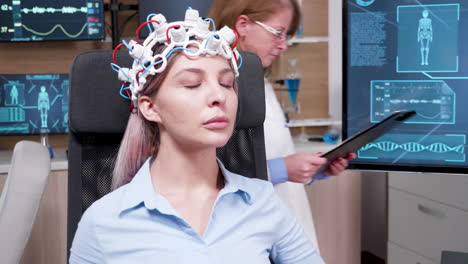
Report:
203,116,229,130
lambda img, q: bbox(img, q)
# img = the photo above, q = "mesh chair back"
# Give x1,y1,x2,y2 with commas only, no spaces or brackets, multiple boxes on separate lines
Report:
67,50,266,254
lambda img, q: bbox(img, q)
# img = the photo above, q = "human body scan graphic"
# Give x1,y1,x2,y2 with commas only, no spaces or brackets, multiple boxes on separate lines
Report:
397,4,458,72
10,85,18,105
418,10,433,65
38,86,50,128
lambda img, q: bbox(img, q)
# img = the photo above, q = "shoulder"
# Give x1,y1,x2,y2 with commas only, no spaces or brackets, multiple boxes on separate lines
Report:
226,171,277,204
80,185,129,221
70,189,130,263
237,173,275,191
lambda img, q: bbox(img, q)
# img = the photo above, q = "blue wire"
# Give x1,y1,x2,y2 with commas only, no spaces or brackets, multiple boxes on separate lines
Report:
165,47,196,58
142,60,152,70
141,59,164,77
204,18,216,32
205,34,219,49
139,47,196,78
111,64,130,100
110,63,120,72
237,52,243,69
119,84,131,100
110,63,132,80
122,39,133,51
146,13,157,33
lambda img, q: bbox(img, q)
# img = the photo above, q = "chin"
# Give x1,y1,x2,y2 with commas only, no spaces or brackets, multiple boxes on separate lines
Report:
207,132,234,148
262,58,274,68
262,60,272,68
212,136,232,148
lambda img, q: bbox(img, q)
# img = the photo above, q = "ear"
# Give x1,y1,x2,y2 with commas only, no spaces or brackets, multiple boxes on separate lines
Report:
138,95,161,123
234,14,251,38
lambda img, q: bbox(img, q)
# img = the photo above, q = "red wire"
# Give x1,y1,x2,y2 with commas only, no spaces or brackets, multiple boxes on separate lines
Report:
125,85,131,98
233,51,238,64
165,25,180,45
135,20,160,44
112,43,125,64
135,69,145,85
231,30,239,49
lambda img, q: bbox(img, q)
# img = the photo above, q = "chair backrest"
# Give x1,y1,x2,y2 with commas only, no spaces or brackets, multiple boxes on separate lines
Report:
0,140,51,264
67,49,266,254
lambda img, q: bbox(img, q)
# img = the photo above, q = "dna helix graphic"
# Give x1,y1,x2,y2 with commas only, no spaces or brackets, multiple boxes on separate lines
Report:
360,141,465,154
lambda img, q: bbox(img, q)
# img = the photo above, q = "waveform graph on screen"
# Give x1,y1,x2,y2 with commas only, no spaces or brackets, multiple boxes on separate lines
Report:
0,74,69,135
0,0,104,41
358,133,466,163
371,80,455,124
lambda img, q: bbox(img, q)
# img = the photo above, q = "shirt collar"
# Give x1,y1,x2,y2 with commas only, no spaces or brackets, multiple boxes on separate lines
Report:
216,158,257,205
118,158,178,216
118,158,257,215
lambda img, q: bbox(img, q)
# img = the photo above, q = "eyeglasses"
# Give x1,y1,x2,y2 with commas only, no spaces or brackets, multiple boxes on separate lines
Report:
254,21,289,41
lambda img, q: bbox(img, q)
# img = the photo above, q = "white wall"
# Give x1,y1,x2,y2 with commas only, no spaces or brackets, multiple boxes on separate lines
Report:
328,0,343,125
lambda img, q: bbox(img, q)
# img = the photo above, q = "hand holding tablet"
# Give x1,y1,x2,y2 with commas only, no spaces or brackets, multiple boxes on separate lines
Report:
316,110,416,176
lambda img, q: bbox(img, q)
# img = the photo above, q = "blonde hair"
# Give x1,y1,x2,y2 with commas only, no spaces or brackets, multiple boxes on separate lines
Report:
112,44,172,189
208,0,301,37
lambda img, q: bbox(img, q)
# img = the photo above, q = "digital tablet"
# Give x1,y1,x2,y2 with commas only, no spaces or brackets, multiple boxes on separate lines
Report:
317,110,416,174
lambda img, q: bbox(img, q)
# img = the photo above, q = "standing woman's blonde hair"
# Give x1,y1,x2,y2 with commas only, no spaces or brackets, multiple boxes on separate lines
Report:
208,0,301,37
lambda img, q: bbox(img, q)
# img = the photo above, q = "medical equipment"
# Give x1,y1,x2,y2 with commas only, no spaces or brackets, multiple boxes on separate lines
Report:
111,7,241,105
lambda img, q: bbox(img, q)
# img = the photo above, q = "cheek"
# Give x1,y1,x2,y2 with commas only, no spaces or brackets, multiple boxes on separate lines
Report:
242,36,271,57
225,93,238,133
255,44,276,67
227,93,239,119
157,96,197,125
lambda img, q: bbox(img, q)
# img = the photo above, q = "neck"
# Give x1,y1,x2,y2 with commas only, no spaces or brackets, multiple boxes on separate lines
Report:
150,139,222,195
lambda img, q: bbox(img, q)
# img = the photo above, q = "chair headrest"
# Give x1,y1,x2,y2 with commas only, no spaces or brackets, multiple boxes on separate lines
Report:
69,50,265,134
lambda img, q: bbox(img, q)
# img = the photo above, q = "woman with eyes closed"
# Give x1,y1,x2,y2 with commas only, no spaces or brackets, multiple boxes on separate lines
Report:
209,0,356,252
69,21,325,262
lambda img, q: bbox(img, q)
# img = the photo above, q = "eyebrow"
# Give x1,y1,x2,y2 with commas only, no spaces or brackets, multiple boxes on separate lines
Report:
174,67,233,76
174,68,203,76
219,68,234,76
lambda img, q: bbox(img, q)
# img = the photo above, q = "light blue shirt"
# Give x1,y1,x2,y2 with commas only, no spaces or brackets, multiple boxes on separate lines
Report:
268,158,330,185
70,158,324,264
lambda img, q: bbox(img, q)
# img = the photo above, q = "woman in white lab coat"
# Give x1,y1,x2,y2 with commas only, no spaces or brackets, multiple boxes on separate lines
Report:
209,0,356,250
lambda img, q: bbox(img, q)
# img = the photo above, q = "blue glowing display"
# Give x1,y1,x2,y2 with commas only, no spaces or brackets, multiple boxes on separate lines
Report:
0,74,69,135
0,0,104,42
344,0,468,173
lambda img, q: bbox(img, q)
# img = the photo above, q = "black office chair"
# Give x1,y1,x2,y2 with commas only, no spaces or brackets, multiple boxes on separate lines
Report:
67,50,267,256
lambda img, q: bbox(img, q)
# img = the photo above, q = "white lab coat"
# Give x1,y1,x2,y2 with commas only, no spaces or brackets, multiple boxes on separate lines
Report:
263,78,320,252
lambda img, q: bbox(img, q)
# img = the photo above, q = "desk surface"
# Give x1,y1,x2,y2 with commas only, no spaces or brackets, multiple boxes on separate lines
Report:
0,147,68,174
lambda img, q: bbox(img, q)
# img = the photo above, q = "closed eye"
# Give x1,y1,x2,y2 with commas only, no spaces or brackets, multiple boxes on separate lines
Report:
184,83,201,89
220,82,233,88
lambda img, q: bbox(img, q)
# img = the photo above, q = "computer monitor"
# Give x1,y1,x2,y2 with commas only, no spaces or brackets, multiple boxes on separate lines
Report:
138,0,213,38
0,0,104,41
0,74,69,135
343,0,467,174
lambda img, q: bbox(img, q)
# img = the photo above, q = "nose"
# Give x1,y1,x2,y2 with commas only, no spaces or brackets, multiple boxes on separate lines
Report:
277,38,288,51
207,83,227,107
